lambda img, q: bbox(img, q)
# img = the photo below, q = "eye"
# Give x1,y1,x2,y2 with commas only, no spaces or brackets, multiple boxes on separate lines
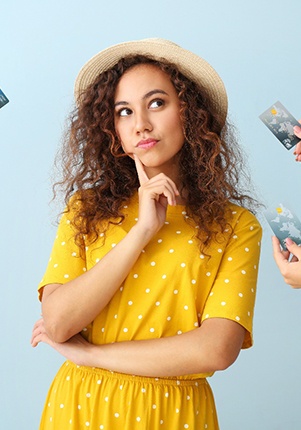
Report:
117,107,132,117
149,99,164,109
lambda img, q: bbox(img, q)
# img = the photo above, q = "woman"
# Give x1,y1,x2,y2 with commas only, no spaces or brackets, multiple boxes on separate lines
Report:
31,38,262,429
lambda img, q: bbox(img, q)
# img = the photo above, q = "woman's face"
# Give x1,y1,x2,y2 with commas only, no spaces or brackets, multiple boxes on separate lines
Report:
114,63,185,176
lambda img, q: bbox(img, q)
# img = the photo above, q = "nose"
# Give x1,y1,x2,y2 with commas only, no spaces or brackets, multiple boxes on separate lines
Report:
135,110,153,134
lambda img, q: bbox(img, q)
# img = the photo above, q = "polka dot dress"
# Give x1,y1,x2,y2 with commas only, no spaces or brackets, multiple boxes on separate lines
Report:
38,193,262,429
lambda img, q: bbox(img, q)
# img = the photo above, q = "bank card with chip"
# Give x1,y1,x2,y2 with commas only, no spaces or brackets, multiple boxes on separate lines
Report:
0,89,9,109
264,203,301,250
259,101,300,150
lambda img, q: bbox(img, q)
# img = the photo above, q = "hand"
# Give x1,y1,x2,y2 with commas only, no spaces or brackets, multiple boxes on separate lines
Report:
31,318,94,366
272,236,301,288
134,155,179,237
293,123,301,162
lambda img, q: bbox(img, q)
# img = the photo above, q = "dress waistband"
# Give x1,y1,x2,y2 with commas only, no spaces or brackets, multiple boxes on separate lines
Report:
65,360,207,387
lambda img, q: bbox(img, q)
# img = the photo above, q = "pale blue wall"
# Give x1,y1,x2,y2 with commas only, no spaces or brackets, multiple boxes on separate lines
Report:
1,0,300,428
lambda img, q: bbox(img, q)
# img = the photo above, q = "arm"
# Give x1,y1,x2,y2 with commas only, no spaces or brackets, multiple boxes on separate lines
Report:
31,317,245,377
272,236,301,289
41,156,179,343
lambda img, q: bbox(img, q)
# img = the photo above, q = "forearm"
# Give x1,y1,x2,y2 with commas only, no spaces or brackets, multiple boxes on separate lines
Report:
42,225,151,342
82,320,245,377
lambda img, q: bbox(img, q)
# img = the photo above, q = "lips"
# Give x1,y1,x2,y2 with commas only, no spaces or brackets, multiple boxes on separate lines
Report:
137,138,158,149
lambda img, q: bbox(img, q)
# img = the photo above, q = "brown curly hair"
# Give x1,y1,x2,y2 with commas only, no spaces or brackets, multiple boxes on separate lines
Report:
53,55,259,252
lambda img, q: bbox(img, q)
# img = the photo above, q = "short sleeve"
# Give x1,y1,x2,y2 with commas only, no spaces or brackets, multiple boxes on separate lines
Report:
201,209,262,348
37,210,87,300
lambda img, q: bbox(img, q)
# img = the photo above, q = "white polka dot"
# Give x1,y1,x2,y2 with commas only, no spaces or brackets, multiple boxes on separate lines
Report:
238,293,243,297
162,274,167,279
54,263,58,268
176,231,181,234
233,235,238,239
218,248,222,253
176,408,180,413
167,316,171,321
160,420,164,424
152,404,157,409
188,240,193,244
245,247,249,252
194,322,199,327
206,272,211,277
136,417,141,422
158,239,163,243
250,226,254,230
191,279,196,284
86,393,91,398
145,288,150,293
61,241,66,246
72,252,77,257
184,305,189,310
138,314,143,319
114,413,119,418
85,422,90,427
128,301,133,306
114,314,118,319
181,263,186,267
204,314,209,319
97,379,101,385
95,258,100,263
187,395,191,400
150,328,155,333
133,274,138,278
221,301,226,306
151,261,156,266
184,424,189,428
200,254,205,259
78,405,81,409
141,388,146,393
228,257,233,261
165,392,169,398
156,301,160,306
60,404,64,408
104,397,109,402
235,316,240,321
64,274,69,279
123,328,128,333
224,279,229,283
174,289,179,294
241,270,246,275
111,243,116,248
209,292,213,296
169,249,174,253
177,330,182,335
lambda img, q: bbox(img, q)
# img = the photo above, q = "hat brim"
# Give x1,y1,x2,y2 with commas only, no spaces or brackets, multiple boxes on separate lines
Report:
74,38,228,123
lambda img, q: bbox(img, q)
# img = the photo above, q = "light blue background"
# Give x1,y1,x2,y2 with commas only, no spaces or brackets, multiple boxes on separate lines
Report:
1,0,300,428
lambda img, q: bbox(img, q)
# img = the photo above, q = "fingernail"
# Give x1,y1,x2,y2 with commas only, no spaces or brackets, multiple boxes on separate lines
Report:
293,125,301,133
285,237,294,246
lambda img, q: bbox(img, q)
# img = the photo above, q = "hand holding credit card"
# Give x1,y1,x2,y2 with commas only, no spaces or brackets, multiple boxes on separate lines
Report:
264,203,301,250
259,101,300,150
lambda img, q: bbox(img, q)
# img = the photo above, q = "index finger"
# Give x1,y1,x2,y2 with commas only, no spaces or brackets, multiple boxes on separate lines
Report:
134,154,149,185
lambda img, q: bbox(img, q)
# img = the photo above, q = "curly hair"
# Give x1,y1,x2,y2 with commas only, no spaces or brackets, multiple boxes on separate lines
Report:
53,55,259,252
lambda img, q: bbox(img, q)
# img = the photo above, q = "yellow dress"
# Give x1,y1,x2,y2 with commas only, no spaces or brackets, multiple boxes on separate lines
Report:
37,194,262,429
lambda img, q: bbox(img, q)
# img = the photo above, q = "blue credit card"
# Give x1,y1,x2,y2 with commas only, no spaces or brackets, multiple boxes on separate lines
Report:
0,89,9,109
264,202,301,250
259,101,300,150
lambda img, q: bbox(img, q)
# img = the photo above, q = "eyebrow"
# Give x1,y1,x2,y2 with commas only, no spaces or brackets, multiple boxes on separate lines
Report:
114,89,168,108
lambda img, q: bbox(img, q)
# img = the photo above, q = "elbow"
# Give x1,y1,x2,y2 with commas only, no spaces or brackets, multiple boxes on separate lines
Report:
44,317,73,343
213,349,240,371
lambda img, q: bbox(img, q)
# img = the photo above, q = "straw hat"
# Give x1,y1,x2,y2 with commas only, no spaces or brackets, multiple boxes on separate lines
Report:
74,38,228,123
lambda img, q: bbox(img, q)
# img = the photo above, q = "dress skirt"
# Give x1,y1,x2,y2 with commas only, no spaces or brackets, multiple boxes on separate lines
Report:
39,360,219,429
